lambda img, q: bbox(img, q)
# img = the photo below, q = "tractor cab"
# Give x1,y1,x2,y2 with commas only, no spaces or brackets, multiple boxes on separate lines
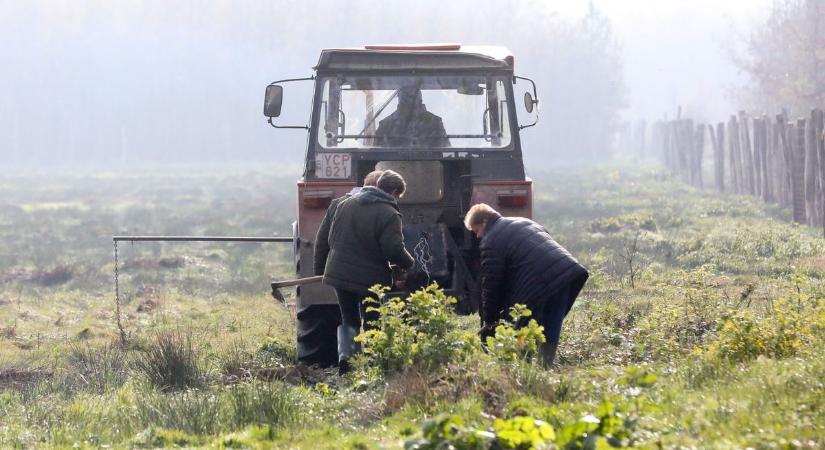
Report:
264,44,539,366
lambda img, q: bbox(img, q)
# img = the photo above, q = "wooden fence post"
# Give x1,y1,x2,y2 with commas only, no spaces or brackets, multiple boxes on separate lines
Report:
674,120,688,183
636,120,647,157
710,122,725,192
791,120,807,224
752,117,763,199
753,117,763,200
805,113,819,226
765,116,785,204
776,114,793,207
756,117,771,203
729,116,741,193
685,119,695,184
694,123,705,188
662,121,670,171
666,121,677,173
653,121,664,166
739,111,756,196
759,117,769,201
813,109,825,233
671,120,680,174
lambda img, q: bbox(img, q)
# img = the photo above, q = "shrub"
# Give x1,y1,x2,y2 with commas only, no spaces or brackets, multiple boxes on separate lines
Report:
493,416,556,449
554,400,638,449
356,284,478,375
590,213,657,234
357,285,549,376
404,414,555,450
704,286,825,364
705,308,806,363
485,304,546,362
135,330,206,391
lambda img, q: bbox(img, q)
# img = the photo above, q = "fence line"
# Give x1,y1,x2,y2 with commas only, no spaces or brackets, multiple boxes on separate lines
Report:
625,109,825,236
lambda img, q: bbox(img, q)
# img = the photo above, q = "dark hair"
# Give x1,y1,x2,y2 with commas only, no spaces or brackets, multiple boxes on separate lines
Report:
376,170,406,196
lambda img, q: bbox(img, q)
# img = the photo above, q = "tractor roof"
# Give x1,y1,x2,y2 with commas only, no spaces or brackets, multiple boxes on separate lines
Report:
314,44,514,72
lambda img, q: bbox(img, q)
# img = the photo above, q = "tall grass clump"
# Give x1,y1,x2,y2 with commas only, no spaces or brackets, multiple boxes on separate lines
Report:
134,389,221,436
218,339,257,378
136,329,206,391
67,342,129,394
225,381,300,428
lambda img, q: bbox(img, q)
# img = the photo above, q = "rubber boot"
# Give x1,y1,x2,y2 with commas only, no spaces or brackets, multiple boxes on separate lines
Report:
539,341,559,368
337,325,360,375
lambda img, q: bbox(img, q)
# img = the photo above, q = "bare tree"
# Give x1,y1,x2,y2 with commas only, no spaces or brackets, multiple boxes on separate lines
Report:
734,0,825,113
618,229,645,289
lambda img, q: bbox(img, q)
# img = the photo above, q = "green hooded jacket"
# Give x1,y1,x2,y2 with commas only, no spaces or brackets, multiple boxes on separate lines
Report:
323,186,414,295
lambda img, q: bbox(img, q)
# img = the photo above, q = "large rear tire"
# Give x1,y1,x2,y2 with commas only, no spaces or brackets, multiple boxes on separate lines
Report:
296,303,341,368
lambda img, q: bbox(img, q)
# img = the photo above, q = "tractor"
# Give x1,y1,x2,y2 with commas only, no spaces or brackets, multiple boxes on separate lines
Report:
263,44,539,367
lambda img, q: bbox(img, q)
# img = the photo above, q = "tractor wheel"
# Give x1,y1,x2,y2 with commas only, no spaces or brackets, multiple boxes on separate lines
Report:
296,303,341,368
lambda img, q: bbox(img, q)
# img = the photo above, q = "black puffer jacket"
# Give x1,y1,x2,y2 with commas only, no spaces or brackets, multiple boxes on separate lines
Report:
479,214,589,325
323,187,414,295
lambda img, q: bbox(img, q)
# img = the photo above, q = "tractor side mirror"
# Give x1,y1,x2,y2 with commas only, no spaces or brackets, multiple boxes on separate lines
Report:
263,85,283,118
514,75,539,130
524,92,537,113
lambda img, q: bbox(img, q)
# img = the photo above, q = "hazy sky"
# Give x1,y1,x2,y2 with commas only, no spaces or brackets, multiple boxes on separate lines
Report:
0,0,778,165
572,0,772,121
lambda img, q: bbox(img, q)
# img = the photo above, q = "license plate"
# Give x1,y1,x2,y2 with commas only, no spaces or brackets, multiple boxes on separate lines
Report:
315,153,352,179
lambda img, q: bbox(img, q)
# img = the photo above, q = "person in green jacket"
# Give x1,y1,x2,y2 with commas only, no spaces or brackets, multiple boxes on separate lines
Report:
323,170,414,373
313,169,384,277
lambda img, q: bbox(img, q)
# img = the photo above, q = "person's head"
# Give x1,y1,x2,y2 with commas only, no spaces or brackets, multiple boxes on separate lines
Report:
397,85,423,114
376,170,406,198
464,203,500,238
363,170,384,186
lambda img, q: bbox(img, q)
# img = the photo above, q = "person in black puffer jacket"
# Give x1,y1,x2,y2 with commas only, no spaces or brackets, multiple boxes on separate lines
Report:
465,203,588,367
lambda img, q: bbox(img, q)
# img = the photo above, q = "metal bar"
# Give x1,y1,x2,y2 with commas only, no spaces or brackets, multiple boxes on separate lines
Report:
112,236,292,243
331,134,501,139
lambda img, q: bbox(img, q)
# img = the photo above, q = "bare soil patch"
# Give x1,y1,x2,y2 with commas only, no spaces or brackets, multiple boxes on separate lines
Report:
0,367,52,390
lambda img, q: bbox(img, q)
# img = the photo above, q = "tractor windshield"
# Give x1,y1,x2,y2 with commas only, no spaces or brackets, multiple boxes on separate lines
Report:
316,75,512,149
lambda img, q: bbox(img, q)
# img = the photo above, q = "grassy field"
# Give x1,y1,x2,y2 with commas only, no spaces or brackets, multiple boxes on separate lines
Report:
0,164,823,449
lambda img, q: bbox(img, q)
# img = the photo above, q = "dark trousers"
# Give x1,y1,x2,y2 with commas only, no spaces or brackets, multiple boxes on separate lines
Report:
335,289,380,331
519,284,574,344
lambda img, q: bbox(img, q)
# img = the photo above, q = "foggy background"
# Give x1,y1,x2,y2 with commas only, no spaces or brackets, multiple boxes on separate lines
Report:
0,0,774,167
